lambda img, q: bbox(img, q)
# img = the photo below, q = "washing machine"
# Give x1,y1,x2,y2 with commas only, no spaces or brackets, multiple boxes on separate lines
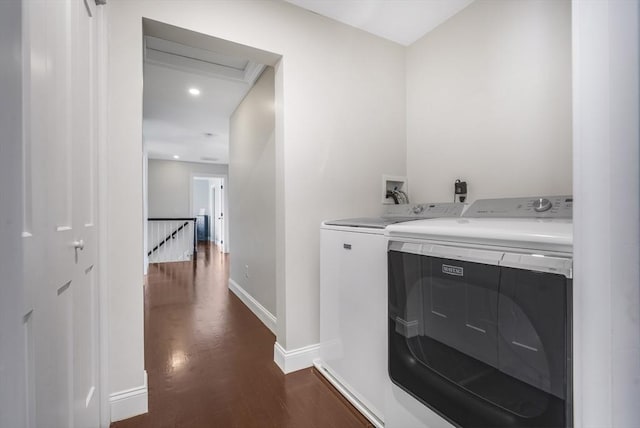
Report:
317,203,464,427
385,196,573,428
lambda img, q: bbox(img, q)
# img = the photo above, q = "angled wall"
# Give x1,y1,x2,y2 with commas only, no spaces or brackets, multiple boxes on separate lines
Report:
229,67,276,320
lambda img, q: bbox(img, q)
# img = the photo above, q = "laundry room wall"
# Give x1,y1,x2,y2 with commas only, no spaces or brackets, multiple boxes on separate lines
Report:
406,0,572,202
229,66,277,319
147,159,228,217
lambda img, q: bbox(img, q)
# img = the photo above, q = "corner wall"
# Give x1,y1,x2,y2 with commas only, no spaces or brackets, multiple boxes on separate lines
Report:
229,67,276,321
406,0,572,202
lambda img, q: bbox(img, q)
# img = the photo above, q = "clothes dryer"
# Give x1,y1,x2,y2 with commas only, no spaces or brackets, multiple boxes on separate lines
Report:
385,196,573,428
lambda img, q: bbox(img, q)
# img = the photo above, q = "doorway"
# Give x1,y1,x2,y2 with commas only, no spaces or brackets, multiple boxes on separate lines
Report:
191,175,227,253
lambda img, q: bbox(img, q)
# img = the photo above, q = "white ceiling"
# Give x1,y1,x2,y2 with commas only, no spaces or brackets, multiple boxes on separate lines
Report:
143,1,474,164
284,0,475,46
143,37,264,164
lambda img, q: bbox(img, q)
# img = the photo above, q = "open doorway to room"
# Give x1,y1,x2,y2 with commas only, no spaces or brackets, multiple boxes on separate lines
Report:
191,175,227,253
141,28,265,267
127,18,290,428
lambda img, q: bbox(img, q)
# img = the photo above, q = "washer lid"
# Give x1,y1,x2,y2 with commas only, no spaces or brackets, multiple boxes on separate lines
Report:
386,217,573,253
323,217,408,229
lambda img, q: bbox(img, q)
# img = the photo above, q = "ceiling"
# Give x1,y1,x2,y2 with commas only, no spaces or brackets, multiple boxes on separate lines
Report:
284,0,474,46
143,1,474,165
143,36,264,164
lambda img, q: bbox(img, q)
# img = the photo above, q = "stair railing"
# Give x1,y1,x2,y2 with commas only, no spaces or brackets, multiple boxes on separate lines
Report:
147,218,197,263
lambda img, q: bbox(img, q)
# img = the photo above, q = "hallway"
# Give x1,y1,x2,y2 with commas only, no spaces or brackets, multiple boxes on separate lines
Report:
111,244,369,428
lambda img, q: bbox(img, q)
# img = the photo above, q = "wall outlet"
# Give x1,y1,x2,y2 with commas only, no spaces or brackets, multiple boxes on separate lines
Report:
245,264,249,278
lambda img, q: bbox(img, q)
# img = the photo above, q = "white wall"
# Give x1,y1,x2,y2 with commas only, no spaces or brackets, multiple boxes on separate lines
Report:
229,67,276,317
406,0,572,202
192,179,211,216
0,0,26,426
106,2,406,395
147,159,228,217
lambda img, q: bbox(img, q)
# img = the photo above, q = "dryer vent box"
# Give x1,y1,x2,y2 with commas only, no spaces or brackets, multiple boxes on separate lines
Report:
382,175,407,204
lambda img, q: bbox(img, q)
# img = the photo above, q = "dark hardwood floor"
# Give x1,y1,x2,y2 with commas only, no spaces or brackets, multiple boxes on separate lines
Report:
111,243,370,428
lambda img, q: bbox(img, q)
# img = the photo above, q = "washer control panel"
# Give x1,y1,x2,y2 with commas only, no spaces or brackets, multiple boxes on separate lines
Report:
463,195,573,218
383,202,465,219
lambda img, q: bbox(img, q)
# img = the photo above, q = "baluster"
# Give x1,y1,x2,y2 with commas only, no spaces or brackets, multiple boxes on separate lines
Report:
182,222,185,260
175,221,180,261
167,221,171,262
153,221,157,263
178,221,182,260
157,221,161,263
170,221,174,262
175,220,179,261
152,222,155,263
164,221,168,262
182,222,186,260
158,221,162,262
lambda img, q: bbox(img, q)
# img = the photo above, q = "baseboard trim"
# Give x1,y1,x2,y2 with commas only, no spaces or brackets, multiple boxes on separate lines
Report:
228,278,277,334
274,342,320,374
109,370,148,422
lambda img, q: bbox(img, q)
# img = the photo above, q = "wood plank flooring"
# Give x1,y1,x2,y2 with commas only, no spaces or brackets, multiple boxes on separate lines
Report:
111,243,370,428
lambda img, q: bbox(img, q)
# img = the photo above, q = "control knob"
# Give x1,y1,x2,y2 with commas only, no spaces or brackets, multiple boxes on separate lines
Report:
533,198,552,212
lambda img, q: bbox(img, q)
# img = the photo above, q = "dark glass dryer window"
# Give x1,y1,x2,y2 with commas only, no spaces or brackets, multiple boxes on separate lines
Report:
388,250,572,428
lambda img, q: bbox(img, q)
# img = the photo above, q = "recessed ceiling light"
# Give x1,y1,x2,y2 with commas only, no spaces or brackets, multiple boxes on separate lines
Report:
173,155,180,159
188,87,200,96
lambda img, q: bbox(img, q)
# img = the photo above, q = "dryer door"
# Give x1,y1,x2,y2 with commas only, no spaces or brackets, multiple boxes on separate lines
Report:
388,245,572,428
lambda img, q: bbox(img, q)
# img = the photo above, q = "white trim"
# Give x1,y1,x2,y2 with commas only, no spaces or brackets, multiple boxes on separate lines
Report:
273,342,320,374
228,278,276,334
572,1,640,426
313,361,383,428
189,172,229,253
96,4,110,427
109,371,148,423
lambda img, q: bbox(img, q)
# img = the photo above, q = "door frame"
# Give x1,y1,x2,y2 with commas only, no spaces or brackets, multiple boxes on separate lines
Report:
189,173,229,253
209,184,215,242
95,2,111,426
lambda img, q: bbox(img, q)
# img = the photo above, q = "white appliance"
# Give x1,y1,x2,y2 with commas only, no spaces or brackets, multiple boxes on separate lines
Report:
385,196,573,428
317,203,464,427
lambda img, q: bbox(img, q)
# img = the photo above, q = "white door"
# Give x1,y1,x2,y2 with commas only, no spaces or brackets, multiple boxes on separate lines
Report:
23,0,101,426
214,180,225,250
214,186,218,242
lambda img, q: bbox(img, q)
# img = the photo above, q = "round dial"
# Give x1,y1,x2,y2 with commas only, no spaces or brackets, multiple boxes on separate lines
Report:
533,198,552,212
